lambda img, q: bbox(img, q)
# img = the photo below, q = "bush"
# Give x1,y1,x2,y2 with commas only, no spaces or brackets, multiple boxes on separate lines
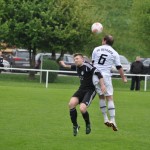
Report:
42,59,59,83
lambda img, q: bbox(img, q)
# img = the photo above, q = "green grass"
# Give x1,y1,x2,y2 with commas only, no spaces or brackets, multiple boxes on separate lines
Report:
0,74,150,150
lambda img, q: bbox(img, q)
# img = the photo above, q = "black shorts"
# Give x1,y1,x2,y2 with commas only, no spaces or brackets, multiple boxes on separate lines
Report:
72,89,96,106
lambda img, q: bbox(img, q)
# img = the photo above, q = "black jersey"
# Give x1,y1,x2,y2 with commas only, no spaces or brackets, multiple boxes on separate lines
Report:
71,62,102,90
0,57,3,64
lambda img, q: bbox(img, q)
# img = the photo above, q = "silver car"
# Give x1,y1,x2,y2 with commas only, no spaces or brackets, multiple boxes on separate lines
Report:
0,58,10,72
7,49,30,71
111,55,130,73
35,53,74,69
3,59,10,71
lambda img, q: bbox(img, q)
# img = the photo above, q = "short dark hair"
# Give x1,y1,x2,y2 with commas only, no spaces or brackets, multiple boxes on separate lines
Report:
103,35,114,46
73,53,83,58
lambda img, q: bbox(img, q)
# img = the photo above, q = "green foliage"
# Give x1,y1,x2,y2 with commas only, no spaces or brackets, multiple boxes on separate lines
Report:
42,59,59,83
92,0,150,60
130,0,150,57
0,0,149,61
0,0,94,53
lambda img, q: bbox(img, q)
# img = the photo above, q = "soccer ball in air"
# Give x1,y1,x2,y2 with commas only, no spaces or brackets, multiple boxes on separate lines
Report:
91,22,103,34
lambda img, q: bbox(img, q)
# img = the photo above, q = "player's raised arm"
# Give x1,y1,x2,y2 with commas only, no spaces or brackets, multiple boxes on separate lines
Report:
59,61,71,69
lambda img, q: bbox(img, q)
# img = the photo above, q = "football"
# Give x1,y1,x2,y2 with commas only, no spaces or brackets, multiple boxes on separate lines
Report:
91,22,103,34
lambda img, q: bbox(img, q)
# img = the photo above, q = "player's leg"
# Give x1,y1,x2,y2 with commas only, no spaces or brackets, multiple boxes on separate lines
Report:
135,76,140,90
80,103,91,134
104,76,118,131
130,76,135,90
93,74,110,126
99,95,110,127
106,95,118,131
68,97,80,136
80,90,96,134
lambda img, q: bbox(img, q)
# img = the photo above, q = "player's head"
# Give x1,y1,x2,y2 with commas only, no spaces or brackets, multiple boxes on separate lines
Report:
73,53,84,67
102,35,114,46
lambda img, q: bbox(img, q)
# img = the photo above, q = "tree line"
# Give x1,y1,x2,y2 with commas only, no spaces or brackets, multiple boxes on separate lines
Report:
0,0,149,66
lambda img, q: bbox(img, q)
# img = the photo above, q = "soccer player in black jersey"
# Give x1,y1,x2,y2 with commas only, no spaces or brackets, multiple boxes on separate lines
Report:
59,53,105,136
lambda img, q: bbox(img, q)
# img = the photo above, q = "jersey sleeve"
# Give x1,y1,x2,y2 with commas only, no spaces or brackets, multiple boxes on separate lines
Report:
94,69,103,79
114,52,122,67
84,62,94,72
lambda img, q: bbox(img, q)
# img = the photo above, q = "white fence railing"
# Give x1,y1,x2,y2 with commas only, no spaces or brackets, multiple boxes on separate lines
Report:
0,67,150,91
112,73,150,91
0,67,77,88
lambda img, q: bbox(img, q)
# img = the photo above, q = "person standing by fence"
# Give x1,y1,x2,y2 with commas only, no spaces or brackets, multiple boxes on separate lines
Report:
130,56,144,91
0,52,4,73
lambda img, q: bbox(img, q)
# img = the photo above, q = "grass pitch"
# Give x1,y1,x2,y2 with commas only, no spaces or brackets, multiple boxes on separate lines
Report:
0,75,150,150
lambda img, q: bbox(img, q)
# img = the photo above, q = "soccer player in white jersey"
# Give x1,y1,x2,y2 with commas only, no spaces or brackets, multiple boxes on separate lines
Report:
92,35,127,131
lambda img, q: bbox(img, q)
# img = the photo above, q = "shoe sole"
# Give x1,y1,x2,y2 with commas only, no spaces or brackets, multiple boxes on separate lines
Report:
110,122,118,131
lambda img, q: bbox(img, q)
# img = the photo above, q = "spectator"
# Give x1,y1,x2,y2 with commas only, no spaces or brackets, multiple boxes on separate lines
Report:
0,51,4,73
130,56,144,91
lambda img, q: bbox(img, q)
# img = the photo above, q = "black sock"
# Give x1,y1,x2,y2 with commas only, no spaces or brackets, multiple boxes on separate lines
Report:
82,111,90,125
70,108,78,126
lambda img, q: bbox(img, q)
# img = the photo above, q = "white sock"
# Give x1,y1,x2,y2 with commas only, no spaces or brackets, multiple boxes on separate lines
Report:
108,100,115,122
99,99,109,122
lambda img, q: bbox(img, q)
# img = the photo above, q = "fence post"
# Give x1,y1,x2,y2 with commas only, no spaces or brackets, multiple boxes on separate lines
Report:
144,75,147,91
40,55,43,83
46,70,49,88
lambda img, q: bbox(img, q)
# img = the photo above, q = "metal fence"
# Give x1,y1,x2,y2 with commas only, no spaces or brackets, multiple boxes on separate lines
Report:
0,67,150,91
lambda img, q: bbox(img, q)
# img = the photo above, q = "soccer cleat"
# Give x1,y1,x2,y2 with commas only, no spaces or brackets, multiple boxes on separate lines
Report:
109,121,118,131
104,121,111,127
86,123,91,134
73,125,80,136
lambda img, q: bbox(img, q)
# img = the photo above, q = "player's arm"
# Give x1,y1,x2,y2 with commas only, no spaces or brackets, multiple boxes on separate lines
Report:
59,61,71,69
117,66,127,83
114,53,127,83
94,70,106,93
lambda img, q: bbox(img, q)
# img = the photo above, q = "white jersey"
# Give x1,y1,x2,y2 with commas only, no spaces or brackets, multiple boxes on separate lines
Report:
92,44,121,76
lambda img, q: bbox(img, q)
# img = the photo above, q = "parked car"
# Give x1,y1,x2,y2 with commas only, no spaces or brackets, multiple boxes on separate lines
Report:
3,49,30,72
35,53,91,75
3,59,11,71
35,53,75,74
141,58,150,80
35,53,74,68
111,55,130,74
141,58,150,74
0,56,10,72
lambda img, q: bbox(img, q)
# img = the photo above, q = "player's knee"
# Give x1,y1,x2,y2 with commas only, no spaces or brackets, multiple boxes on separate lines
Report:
68,101,75,109
79,103,87,113
68,98,78,109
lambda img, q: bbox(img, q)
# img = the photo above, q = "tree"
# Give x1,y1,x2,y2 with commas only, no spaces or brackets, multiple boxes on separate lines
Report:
0,0,96,64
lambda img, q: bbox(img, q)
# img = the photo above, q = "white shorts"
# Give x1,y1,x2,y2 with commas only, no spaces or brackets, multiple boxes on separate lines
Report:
92,74,113,96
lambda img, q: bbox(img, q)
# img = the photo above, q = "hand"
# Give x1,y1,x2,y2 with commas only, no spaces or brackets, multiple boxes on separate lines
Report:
101,84,106,94
123,77,127,83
